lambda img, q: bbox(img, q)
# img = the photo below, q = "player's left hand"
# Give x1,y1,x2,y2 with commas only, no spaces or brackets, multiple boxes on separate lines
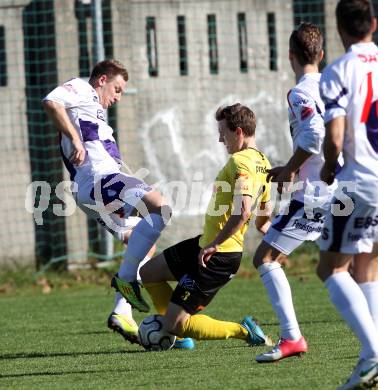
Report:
198,244,218,268
267,166,296,194
267,166,285,182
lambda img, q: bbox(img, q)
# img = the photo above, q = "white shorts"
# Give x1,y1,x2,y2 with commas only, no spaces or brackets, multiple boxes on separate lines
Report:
318,196,378,254
263,200,325,255
77,202,142,241
74,172,152,241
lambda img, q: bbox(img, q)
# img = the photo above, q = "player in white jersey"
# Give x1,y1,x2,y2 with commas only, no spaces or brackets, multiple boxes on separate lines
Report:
253,23,333,362
317,1,378,389
42,60,172,344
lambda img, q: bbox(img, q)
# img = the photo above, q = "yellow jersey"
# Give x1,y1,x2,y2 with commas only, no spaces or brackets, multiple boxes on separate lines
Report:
199,147,271,252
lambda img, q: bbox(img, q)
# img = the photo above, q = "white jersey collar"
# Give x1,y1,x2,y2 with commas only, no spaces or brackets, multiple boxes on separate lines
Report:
297,72,321,84
78,77,100,102
348,41,377,53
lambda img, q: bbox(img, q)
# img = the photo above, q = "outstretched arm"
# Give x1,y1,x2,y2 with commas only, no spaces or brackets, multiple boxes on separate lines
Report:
267,147,312,194
320,116,345,185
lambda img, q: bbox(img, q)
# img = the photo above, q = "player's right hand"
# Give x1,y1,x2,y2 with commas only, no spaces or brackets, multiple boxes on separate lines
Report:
320,164,335,185
70,138,86,166
198,244,218,268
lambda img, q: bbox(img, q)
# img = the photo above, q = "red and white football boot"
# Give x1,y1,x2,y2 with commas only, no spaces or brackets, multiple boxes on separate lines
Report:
255,336,308,363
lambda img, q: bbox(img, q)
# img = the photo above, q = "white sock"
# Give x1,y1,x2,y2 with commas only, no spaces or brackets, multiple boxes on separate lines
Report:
119,214,165,281
113,292,132,317
326,272,378,360
359,281,378,333
258,262,301,340
137,256,150,283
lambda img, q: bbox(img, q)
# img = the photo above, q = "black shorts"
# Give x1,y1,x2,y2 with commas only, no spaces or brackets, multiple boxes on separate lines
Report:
164,235,242,315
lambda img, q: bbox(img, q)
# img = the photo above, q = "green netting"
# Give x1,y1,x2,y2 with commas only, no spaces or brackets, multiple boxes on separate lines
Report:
0,0,377,270
23,0,65,269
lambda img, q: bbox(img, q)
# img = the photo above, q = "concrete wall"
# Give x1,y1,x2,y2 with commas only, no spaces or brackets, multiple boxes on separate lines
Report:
0,0,35,267
114,0,294,248
0,0,345,265
53,0,89,264
325,0,345,61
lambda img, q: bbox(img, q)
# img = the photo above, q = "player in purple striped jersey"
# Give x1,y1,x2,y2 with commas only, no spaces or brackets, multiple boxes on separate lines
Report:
43,60,171,344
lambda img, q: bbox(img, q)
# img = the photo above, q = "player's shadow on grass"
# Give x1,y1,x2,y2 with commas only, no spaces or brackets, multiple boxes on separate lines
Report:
298,318,345,325
0,349,144,361
259,318,344,326
0,368,118,379
69,330,110,335
0,370,100,379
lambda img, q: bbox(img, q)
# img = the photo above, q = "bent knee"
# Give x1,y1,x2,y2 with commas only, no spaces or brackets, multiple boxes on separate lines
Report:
139,253,171,283
317,252,352,282
316,259,337,282
139,262,153,283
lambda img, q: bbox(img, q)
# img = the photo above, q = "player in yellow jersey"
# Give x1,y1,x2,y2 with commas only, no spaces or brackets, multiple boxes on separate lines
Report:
139,104,273,347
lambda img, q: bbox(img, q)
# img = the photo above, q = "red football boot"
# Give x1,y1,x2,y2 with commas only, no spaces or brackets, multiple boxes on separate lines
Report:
255,336,308,363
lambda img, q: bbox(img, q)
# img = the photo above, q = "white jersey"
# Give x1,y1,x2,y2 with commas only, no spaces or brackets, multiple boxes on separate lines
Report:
43,77,121,186
287,73,335,207
320,42,378,205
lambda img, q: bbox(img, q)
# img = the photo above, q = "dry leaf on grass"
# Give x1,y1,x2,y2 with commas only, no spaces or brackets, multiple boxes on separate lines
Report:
36,277,53,294
0,282,13,294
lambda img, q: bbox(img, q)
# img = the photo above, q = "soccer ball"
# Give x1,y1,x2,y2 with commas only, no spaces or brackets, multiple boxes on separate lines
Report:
138,314,176,351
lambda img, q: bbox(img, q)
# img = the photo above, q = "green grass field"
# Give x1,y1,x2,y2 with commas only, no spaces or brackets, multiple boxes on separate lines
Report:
0,268,361,390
